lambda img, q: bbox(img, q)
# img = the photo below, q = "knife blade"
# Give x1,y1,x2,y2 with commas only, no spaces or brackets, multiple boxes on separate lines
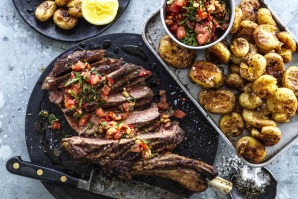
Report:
6,156,183,199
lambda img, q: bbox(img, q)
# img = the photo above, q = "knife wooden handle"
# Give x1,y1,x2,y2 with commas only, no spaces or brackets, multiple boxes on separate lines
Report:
6,156,79,187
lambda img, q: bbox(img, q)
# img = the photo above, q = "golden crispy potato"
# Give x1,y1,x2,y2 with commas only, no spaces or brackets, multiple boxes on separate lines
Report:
236,136,266,163
53,9,78,30
159,35,196,68
267,88,298,122
240,0,261,10
253,25,279,51
234,20,258,42
264,53,284,82
55,0,70,6
239,92,263,109
278,47,292,63
67,0,83,18
231,54,246,65
199,89,236,114
240,53,266,81
251,126,281,146
205,42,231,64
35,1,57,22
230,64,240,74
282,66,298,96
248,42,258,54
220,112,244,137
231,38,250,58
242,82,253,93
252,75,278,98
277,31,297,53
231,7,243,34
257,46,275,55
239,2,256,21
257,8,276,26
225,73,245,90
242,109,277,128
189,61,224,88
258,103,271,116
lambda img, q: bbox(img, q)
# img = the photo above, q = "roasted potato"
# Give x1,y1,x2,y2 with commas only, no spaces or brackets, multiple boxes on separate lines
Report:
231,7,243,34
53,9,78,30
35,1,57,22
239,92,263,109
252,75,278,98
230,64,240,74
242,109,277,128
240,0,261,10
264,53,284,82
189,61,224,88
248,42,258,54
67,0,83,18
225,73,245,90
205,42,231,64
242,82,253,93
236,136,266,163
159,35,196,68
199,89,236,114
239,2,256,21
258,103,271,116
282,66,298,96
278,47,292,63
231,38,250,58
257,8,276,26
231,54,246,65
267,88,298,122
55,0,70,6
240,53,266,81
234,20,258,42
277,31,297,53
251,126,281,146
253,25,279,51
220,112,244,137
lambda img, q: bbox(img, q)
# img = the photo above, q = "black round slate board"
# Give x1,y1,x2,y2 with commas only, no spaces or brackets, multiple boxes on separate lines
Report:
25,33,219,199
13,0,130,42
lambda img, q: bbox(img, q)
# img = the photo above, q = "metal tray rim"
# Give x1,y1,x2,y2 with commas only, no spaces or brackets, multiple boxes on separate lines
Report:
142,4,298,167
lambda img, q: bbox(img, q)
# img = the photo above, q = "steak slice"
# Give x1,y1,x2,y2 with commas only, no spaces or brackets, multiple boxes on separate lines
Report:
51,50,106,77
62,123,185,164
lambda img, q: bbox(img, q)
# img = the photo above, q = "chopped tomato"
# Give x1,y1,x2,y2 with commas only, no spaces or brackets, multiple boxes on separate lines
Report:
64,96,76,109
174,109,186,118
101,85,111,96
139,69,152,77
197,33,210,45
141,142,150,151
106,76,114,86
101,94,108,102
113,130,122,140
71,84,81,95
81,101,86,109
95,107,105,117
176,26,186,40
88,75,100,85
169,23,179,33
71,61,86,71
169,3,181,12
50,121,61,130
78,114,91,126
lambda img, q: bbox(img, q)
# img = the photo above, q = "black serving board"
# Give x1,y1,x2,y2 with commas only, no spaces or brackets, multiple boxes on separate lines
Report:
25,33,219,199
13,0,130,42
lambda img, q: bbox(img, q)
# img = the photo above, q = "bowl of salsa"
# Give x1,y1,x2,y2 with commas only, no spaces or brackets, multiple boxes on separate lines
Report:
161,0,235,49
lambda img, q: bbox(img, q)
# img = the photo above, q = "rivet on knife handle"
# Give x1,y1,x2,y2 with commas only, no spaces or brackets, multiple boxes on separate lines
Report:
6,156,79,187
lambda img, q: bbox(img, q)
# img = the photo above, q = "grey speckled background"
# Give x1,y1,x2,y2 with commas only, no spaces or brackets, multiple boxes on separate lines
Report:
0,0,298,199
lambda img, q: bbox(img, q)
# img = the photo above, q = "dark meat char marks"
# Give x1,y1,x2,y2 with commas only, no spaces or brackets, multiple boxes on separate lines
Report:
62,123,185,162
42,73,71,90
52,50,106,77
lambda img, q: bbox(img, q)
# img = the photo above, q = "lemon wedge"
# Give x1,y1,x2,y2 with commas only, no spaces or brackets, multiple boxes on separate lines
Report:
82,0,119,26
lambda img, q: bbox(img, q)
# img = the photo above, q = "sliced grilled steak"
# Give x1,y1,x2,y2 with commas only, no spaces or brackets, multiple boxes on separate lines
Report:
62,123,184,164
52,50,106,77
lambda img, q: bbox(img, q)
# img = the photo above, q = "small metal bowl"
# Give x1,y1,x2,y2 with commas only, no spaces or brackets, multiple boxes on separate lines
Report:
160,0,235,50
230,167,277,199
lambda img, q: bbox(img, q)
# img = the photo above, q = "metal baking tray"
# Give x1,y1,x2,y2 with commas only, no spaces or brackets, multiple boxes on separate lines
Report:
142,0,298,167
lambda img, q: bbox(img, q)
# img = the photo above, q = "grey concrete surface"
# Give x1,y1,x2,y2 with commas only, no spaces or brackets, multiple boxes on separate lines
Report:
0,0,298,199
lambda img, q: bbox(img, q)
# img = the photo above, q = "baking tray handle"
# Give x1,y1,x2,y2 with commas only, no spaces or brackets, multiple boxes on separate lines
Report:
6,156,79,187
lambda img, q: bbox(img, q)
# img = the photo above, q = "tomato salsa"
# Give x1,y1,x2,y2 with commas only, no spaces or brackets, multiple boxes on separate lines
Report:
165,0,230,46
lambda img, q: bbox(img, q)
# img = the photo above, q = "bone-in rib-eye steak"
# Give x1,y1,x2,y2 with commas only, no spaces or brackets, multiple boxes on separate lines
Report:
42,50,218,193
